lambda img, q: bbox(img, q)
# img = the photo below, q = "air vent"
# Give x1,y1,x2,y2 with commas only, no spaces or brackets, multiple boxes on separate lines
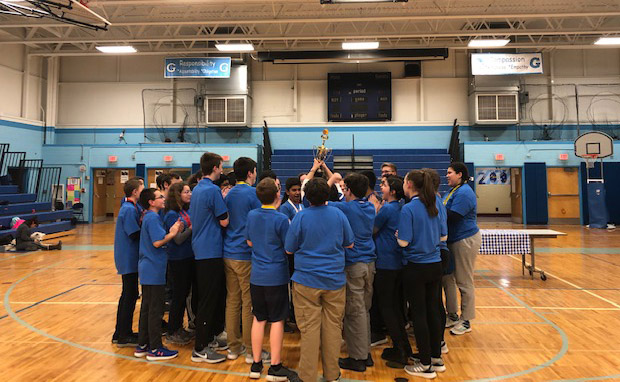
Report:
205,96,249,127
472,93,518,124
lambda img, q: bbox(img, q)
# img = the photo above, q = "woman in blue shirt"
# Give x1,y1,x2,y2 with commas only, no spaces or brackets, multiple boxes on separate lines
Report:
373,175,411,365
163,182,194,345
442,162,481,336
398,170,446,379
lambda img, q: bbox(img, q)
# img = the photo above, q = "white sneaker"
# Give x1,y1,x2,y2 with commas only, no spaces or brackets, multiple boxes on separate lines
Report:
227,345,246,360
441,340,449,354
450,320,472,335
245,349,271,364
431,357,446,372
445,314,459,328
404,360,437,379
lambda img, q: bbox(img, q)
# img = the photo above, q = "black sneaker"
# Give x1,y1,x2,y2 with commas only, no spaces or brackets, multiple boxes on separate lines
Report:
370,332,388,347
284,322,295,333
267,364,299,382
249,361,263,379
338,357,366,372
382,347,408,364
117,333,139,348
111,332,119,344
365,353,374,367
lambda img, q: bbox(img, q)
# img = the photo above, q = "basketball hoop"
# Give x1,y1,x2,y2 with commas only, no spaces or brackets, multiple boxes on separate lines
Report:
574,131,613,181
584,153,599,169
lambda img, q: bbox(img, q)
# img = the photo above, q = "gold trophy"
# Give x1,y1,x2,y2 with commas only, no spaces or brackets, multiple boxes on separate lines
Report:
314,129,332,161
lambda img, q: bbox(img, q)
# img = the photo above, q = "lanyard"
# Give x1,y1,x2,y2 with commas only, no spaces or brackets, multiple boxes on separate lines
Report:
127,199,142,226
179,209,191,227
287,199,302,213
443,184,461,206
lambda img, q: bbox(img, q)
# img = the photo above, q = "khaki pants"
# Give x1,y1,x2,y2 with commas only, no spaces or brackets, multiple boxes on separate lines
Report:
224,258,253,353
343,261,375,360
293,282,345,382
442,231,481,321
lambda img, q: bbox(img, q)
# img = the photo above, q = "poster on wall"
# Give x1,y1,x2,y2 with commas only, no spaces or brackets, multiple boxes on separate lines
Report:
66,177,82,206
476,168,510,185
120,170,129,184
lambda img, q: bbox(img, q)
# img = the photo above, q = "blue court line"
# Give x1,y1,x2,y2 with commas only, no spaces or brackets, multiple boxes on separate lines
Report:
465,275,570,382
2,255,371,382
0,251,37,261
63,245,114,251
0,284,84,321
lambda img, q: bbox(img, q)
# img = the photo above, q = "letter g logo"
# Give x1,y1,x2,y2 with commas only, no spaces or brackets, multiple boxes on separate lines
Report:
167,63,176,73
530,57,541,69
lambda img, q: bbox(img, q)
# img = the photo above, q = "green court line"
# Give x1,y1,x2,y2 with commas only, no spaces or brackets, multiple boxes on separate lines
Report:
537,248,620,254
2,254,370,382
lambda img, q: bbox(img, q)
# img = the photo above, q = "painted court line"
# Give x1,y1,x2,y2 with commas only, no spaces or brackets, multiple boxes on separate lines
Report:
508,255,620,309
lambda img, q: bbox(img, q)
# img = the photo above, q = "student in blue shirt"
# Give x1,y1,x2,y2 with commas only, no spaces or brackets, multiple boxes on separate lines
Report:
284,178,354,382
373,175,412,365
134,188,183,361
442,162,481,336
119,176,144,207
163,182,194,345
246,178,299,381
223,157,269,363
112,178,144,347
189,152,229,364
331,173,376,373
398,170,447,379
279,177,303,221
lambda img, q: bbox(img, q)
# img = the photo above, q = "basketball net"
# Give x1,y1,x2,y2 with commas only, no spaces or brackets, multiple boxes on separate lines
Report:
584,154,598,169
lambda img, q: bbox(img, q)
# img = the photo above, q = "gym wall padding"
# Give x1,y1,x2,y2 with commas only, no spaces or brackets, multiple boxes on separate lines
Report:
524,162,548,225
580,162,620,225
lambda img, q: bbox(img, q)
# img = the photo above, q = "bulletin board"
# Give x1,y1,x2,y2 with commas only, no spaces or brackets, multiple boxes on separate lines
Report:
66,177,82,207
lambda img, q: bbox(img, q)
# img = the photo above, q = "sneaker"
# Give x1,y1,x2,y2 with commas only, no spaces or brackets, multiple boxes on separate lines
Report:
192,347,227,363
404,360,437,379
365,353,374,367
111,334,118,344
284,322,295,333
146,347,178,361
409,354,447,372
370,332,388,347
217,330,228,341
381,347,408,364
249,361,263,379
441,340,449,354
450,320,472,335
209,335,228,351
246,349,271,364
134,344,148,358
117,333,139,348
338,357,366,372
445,313,459,328
227,345,246,360
267,364,299,382
166,329,191,345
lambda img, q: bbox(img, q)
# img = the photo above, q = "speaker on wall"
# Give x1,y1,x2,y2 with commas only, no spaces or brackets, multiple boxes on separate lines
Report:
404,61,422,77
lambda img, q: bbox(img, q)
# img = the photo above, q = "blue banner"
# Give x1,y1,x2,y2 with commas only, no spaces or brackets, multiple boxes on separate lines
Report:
164,57,231,78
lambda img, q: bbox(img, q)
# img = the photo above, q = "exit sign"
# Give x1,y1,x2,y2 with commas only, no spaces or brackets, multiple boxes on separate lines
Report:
108,155,118,163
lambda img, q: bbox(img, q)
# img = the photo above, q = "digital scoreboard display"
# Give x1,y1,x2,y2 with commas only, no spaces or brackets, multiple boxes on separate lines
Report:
327,72,392,122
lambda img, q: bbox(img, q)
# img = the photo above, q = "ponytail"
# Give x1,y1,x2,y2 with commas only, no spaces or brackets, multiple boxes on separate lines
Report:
405,170,438,217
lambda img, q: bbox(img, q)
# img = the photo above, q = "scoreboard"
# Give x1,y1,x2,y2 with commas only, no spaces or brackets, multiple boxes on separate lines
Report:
327,72,392,122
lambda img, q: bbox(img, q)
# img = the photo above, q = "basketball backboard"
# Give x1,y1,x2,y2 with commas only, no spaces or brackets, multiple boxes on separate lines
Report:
574,131,614,159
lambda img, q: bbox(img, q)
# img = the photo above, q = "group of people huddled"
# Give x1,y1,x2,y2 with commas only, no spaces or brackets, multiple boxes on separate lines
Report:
112,152,480,381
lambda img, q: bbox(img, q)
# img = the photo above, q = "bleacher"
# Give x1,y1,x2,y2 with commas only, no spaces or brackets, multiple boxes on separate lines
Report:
0,144,75,240
271,148,451,194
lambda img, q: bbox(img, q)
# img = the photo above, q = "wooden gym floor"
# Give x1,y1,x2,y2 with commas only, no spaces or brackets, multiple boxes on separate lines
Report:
1,222,620,381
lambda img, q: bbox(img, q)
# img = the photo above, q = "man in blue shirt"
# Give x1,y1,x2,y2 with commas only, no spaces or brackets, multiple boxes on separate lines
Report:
135,188,183,361
330,173,377,372
285,178,354,382
279,177,303,221
189,152,229,364
112,178,144,347
246,178,299,381
222,157,268,363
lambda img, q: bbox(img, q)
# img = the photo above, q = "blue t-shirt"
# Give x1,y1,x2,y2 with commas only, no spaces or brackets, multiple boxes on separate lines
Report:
114,200,142,275
189,178,228,260
442,183,479,243
374,200,403,270
246,207,290,286
223,183,261,261
329,200,376,265
164,209,193,261
398,197,445,264
284,205,354,290
279,199,303,221
437,197,448,251
139,210,168,285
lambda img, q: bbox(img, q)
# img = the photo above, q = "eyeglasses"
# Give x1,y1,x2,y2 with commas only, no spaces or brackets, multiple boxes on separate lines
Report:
182,190,192,194
156,195,165,199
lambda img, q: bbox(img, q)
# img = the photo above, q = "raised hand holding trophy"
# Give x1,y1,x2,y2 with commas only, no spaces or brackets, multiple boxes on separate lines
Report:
313,129,332,161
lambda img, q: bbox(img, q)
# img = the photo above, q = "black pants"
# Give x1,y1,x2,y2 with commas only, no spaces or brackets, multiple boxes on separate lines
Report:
114,272,139,338
370,274,385,336
138,284,165,350
374,268,411,354
168,258,194,333
403,261,443,365
194,257,225,351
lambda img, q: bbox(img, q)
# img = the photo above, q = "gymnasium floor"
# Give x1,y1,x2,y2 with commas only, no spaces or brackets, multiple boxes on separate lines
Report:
1,222,619,381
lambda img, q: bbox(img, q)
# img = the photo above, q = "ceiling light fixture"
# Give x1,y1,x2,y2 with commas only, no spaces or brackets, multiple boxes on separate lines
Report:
96,45,137,53
594,37,620,45
342,41,380,50
468,39,510,48
215,43,255,52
